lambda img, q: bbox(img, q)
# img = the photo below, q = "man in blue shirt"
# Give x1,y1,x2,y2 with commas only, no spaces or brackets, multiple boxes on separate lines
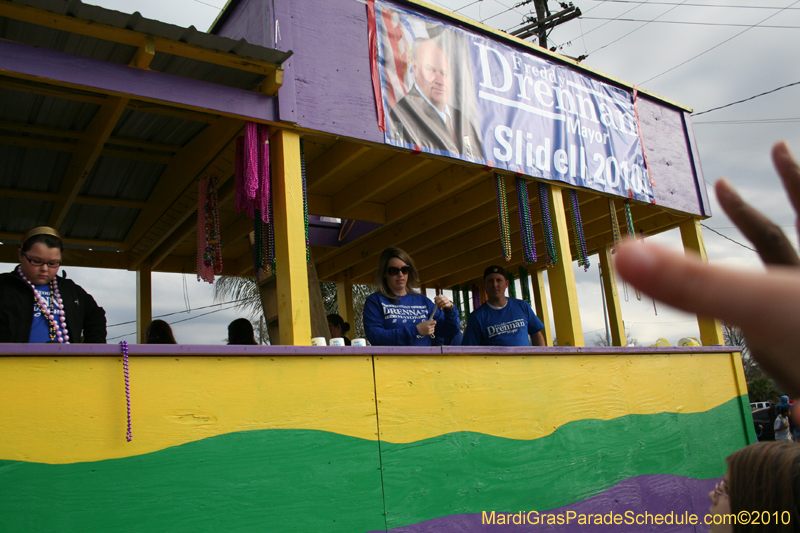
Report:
461,265,546,346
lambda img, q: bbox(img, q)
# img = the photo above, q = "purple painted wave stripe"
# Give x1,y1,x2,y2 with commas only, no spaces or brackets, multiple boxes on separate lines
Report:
369,475,719,533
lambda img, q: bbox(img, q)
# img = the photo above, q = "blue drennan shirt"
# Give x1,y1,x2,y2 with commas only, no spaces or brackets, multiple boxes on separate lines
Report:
461,298,544,346
363,292,460,346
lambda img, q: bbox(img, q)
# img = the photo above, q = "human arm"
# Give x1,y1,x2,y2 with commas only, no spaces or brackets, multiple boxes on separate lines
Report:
362,293,422,346
531,331,545,346
614,141,800,396
81,291,107,343
526,304,546,347
460,313,481,346
431,294,459,344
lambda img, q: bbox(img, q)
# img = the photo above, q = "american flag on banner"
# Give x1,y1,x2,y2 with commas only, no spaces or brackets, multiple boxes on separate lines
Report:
378,9,427,108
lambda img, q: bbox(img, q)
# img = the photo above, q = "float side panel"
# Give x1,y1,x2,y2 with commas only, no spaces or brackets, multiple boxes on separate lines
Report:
374,352,748,530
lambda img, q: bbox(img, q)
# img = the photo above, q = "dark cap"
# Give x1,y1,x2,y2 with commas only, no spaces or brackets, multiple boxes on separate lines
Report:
483,265,508,280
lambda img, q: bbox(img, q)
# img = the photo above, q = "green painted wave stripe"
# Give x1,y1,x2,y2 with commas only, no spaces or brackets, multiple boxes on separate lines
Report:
380,397,748,529
0,398,747,533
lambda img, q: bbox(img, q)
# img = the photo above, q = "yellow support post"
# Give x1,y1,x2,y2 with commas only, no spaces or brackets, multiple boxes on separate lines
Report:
136,267,152,345
546,185,584,347
336,279,355,327
680,218,724,345
531,269,553,346
271,130,312,345
599,245,626,346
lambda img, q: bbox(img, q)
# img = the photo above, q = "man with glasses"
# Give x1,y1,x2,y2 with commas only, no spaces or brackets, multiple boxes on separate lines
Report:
0,226,106,343
461,265,545,347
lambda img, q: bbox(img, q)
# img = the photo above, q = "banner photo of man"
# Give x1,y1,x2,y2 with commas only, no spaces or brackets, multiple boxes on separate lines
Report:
372,0,653,203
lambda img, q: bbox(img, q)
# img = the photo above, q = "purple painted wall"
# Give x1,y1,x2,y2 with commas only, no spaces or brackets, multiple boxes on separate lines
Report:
0,39,277,123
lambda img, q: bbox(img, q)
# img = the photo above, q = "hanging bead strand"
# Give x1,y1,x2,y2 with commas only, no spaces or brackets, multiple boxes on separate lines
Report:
17,266,69,343
609,199,622,249
494,173,512,262
120,340,132,442
624,201,642,300
300,139,310,262
569,189,590,271
507,270,517,298
515,177,537,264
538,183,558,267
519,266,532,306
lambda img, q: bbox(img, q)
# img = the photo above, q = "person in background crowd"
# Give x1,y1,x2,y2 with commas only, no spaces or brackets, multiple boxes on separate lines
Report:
707,441,799,532
774,406,792,442
0,226,106,343
461,265,545,346
615,142,800,398
227,318,258,345
363,247,459,346
144,319,177,344
327,314,352,346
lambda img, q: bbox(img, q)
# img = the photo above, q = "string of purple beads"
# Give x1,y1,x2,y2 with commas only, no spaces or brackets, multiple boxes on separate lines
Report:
121,340,132,442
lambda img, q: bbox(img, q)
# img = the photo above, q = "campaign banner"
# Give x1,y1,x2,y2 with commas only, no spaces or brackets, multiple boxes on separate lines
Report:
372,0,653,203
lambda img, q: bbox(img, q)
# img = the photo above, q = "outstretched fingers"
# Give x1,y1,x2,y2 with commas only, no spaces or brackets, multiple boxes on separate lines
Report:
772,141,800,244
614,241,800,331
715,178,800,266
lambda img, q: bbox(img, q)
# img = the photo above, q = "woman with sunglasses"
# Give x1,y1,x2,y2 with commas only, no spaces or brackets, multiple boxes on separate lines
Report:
0,226,107,343
707,441,799,532
363,247,459,346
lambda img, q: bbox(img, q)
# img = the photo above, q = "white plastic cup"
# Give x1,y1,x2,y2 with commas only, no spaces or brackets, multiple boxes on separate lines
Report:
352,338,367,347
330,337,345,347
311,337,327,346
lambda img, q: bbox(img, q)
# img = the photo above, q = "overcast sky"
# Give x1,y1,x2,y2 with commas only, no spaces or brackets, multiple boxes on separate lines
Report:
5,0,797,346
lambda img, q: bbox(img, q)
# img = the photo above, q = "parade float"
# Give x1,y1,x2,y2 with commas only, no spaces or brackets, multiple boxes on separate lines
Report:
0,0,752,530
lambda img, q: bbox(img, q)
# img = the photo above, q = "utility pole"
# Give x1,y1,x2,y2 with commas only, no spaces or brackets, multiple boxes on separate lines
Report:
510,0,581,50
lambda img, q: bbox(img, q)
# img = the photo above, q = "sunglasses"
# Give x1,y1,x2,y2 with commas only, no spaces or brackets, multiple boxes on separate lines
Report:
386,265,411,276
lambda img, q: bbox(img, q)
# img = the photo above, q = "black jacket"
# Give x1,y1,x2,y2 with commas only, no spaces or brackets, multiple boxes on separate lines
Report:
0,267,107,343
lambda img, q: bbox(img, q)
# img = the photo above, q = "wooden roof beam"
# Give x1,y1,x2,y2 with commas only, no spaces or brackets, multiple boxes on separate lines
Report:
307,195,386,224
0,232,121,249
120,117,243,252
0,134,173,164
0,187,146,209
48,95,129,230
0,1,284,79
331,153,433,214
433,206,674,288
306,141,371,192
316,174,495,279
315,164,489,264
345,189,504,282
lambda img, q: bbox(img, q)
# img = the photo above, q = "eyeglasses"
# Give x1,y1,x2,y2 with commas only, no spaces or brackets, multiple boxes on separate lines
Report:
22,252,61,268
386,265,411,276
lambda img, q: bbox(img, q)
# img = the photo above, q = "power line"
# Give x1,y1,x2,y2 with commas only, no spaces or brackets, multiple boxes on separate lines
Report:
191,0,224,9
639,0,800,85
581,16,800,29
701,223,756,252
107,298,248,328
584,0,800,9
553,0,645,49
107,302,242,341
693,117,800,125
586,0,691,55
693,80,800,116
454,0,483,13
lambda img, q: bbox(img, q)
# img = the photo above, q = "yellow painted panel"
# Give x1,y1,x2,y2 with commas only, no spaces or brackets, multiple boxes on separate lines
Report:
374,352,741,443
0,355,377,464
